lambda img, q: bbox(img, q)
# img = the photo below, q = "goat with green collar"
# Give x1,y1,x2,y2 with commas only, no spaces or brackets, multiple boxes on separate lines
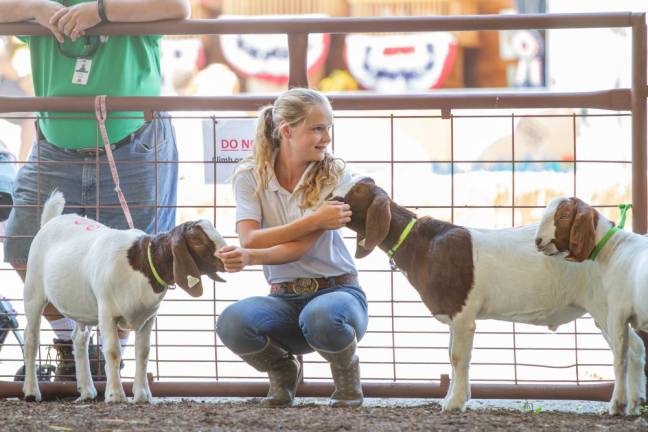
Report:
536,197,646,415
336,178,645,414
22,191,226,403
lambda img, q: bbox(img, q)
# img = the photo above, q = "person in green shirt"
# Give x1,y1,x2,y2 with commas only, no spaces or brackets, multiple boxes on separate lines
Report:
0,0,190,383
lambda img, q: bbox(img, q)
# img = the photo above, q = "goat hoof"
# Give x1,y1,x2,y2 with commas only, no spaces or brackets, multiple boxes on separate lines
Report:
441,398,466,413
105,396,125,403
132,387,152,404
24,395,37,403
132,394,152,404
133,383,153,403
608,400,626,416
626,399,641,416
76,389,98,402
105,391,127,403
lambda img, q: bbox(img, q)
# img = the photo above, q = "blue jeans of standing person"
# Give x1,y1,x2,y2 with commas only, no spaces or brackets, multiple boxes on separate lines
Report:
217,284,369,355
4,116,178,265
0,142,16,222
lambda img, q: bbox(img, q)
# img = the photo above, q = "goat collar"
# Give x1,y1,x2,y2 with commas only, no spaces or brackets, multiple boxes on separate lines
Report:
589,203,632,261
147,241,173,290
387,218,417,259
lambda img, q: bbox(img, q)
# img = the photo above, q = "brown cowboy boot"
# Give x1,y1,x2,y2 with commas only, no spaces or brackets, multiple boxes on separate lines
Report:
240,339,302,407
316,338,363,408
88,339,107,381
52,338,76,382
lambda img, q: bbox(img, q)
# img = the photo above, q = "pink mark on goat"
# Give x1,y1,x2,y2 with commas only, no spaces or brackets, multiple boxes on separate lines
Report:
74,218,102,231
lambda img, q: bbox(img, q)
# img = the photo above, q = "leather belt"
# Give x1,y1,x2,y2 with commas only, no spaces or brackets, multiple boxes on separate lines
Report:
270,274,358,295
37,121,149,156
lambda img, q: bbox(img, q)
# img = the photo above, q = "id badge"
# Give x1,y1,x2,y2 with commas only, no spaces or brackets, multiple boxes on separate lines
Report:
72,58,92,85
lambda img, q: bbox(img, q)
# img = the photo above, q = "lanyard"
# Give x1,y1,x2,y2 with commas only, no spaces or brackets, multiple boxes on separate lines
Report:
56,36,101,59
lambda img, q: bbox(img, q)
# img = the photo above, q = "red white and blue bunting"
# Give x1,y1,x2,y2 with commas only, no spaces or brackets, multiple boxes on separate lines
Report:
219,15,330,85
345,32,458,91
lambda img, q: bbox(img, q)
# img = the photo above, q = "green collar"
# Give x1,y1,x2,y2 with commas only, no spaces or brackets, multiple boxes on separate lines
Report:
589,203,632,261
387,218,417,259
147,241,170,288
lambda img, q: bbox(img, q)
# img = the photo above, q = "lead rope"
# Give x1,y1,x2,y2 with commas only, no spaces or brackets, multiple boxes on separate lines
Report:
94,95,134,229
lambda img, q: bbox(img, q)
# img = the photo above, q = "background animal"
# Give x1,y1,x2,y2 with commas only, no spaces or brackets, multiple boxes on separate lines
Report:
535,196,648,415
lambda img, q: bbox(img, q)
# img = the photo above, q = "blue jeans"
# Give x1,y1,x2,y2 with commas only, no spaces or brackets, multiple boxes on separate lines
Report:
217,285,368,355
4,116,178,264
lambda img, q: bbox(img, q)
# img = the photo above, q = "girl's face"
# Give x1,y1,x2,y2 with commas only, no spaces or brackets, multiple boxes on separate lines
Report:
282,104,332,163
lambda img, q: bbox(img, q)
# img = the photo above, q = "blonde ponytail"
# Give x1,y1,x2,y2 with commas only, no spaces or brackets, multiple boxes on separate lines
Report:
237,88,344,209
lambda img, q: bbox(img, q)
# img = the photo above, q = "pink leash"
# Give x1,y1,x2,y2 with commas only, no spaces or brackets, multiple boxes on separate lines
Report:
94,95,134,229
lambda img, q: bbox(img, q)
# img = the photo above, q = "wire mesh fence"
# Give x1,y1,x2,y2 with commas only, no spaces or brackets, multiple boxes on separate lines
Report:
0,109,631,393
0,12,645,399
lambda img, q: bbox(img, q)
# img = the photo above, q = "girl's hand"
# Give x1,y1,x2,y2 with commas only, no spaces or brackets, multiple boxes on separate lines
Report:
217,245,252,273
313,201,352,230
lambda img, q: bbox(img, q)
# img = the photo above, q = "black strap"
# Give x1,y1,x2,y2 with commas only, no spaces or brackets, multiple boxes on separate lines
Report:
97,0,109,23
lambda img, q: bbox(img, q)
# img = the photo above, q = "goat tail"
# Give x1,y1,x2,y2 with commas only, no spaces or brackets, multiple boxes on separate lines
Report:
40,190,66,228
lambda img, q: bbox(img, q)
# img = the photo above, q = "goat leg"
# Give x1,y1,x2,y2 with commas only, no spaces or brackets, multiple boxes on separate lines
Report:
73,323,97,401
442,316,476,412
99,312,126,403
132,317,154,403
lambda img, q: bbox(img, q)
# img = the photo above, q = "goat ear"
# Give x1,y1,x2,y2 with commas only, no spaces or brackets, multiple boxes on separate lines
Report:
207,272,226,283
171,229,204,297
567,203,597,262
355,190,391,258
355,236,371,259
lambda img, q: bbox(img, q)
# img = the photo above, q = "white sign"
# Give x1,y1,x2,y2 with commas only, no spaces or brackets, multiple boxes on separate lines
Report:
202,118,256,184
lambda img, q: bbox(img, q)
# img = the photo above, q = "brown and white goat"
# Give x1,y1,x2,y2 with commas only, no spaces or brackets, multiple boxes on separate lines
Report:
536,196,648,415
334,178,645,414
22,191,226,403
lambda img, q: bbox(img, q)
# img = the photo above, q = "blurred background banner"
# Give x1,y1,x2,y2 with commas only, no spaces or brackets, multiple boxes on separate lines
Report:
345,32,458,91
219,15,331,86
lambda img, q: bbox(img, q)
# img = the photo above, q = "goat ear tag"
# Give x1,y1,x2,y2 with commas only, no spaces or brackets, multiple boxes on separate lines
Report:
358,238,366,248
187,275,200,288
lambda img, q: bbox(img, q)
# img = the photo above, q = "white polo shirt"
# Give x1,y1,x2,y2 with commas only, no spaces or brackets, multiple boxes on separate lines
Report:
233,159,359,284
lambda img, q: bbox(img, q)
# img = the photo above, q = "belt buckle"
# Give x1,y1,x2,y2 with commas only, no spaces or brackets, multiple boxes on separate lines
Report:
292,278,319,295
77,148,103,156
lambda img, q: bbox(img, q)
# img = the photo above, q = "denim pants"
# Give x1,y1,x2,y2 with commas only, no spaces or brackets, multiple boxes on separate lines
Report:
4,116,178,264
217,285,369,355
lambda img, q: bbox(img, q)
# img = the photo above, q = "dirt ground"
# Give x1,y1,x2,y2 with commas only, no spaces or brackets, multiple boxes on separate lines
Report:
1,398,647,431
